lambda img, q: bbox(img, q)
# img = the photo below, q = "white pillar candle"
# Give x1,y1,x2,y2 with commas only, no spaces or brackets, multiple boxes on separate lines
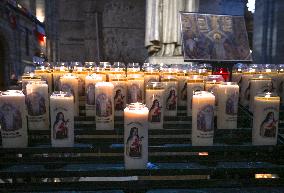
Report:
253,93,280,145
124,103,149,169
161,75,178,117
205,75,223,114
187,75,204,116
95,82,114,130
52,67,67,91
127,74,144,103
74,70,88,97
217,82,239,129
192,91,215,146
239,72,254,107
146,82,164,129
144,71,160,85
109,74,127,117
26,81,50,130
60,73,79,116
21,73,42,95
249,74,272,112
85,74,104,116
232,71,242,85
0,90,27,148
177,71,189,107
50,91,74,147
34,69,53,93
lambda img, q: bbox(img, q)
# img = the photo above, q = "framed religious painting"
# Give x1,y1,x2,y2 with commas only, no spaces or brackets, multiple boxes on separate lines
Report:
180,12,252,62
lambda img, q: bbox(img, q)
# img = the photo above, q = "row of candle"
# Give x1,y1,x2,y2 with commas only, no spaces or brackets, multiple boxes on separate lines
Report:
232,63,284,107
0,89,279,169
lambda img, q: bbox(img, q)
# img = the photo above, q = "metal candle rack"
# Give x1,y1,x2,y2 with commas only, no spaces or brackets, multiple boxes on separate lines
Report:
0,97,284,192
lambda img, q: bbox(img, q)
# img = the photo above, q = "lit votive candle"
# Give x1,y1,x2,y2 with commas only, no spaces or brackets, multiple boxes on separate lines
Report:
124,103,149,169
95,82,114,130
85,74,104,116
205,75,224,114
240,64,262,107
109,74,127,117
231,63,248,86
249,74,272,112
21,73,42,95
192,91,215,146
144,64,160,85
52,64,68,91
26,81,49,130
187,75,204,116
60,73,79,116
146,82,164,129
34,68,53,93
127,73,144,103
50,91,74,147
217,82,239,129
161,75,178,117
253,92,280,145
0,90,28,148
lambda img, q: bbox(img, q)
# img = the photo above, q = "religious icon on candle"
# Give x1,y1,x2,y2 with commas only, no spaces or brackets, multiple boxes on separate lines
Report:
0,103,22,131
128,84,142,103
126,127,144,158
53,112,69,139
260,112,277,138
166,89,177,110
197,105,214,132
86,83,95,105
226,93,238,115
149,99,162,123
96,93,112,117
26,92,46,116
114,89,125,111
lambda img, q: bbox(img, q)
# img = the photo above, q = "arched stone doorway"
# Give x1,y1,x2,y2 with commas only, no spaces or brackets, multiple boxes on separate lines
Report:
0,38,6,90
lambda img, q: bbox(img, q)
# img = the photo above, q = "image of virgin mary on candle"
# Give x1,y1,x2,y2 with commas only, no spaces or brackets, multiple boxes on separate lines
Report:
226,93,238,115
128,84,142,103
126,127,144,158
86,83,95,105
260,112,277,138
26,92,46,116
0,103,22,131
149,99,161,123
53,112,69,139
114,89,125,111
197,105,214,132
166,89,177,110
96,93,112,117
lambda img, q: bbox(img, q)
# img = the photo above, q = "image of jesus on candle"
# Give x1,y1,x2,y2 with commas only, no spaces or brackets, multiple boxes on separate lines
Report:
53,112,69,139
149,99,161,123
86,83,95,105
260,112,277,138
114,89,125,111
26,92,46,116
166,89,177,110
0,103,22,131
226,93,238,115
126,127,144,158
96,93,112,117
197,105,214,132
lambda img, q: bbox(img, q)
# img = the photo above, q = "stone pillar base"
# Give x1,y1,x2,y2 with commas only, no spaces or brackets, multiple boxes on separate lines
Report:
146,56,194,65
